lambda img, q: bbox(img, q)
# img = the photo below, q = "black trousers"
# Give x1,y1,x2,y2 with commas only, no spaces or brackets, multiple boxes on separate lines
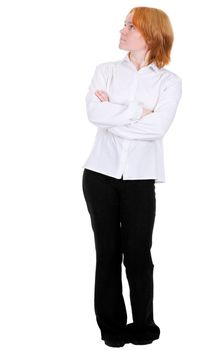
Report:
82,168,160,343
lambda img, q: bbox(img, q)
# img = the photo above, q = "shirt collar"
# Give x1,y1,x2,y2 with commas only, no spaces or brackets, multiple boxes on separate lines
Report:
122,52,159,72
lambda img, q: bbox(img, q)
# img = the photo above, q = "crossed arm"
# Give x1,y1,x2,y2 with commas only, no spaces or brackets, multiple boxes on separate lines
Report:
85,64,182,141
94,90,152,118
85,64,153,129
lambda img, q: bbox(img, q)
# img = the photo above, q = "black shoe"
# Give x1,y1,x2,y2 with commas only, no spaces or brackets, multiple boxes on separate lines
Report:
125,322,159,345
104,339,125,347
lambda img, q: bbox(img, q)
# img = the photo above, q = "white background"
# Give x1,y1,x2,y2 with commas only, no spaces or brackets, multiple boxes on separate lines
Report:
1,0,223,349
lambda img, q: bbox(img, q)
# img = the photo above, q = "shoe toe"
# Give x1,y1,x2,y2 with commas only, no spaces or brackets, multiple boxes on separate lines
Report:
104,339,125,347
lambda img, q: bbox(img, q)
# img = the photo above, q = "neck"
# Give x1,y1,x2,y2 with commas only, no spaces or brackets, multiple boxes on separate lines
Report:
129,50,150,69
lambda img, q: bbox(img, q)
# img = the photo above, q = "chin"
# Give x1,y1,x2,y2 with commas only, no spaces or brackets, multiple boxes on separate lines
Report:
119,43,128,51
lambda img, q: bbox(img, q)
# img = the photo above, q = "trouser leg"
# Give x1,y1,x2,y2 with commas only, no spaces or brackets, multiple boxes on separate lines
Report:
120,179,160,342
82,169,127,341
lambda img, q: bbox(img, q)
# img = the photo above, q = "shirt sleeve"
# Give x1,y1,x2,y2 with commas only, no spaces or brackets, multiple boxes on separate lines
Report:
85,63,143,128
106,75,182,141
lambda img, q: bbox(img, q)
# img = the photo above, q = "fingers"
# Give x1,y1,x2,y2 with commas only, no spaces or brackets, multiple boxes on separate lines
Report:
95,90,109,101
95,90,107,99
142,107,153,116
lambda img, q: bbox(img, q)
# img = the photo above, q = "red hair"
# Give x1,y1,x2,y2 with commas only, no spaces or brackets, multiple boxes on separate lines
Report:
129,7,174,68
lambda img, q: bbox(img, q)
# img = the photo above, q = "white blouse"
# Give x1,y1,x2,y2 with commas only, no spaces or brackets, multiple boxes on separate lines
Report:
82,53,182,183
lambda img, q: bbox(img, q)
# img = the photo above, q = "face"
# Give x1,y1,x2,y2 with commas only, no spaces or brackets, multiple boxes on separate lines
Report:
119,12,148,52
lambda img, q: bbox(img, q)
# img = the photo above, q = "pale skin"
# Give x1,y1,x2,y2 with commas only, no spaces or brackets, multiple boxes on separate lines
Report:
95,11,153,118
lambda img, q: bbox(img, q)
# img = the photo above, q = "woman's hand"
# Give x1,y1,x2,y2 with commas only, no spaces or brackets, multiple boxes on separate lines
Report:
95,90,109,102
141,107,153,117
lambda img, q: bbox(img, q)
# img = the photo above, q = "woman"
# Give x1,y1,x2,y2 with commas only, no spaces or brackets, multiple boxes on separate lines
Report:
82,6,182,348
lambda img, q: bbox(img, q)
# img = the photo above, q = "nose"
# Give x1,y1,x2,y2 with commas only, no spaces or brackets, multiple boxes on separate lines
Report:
120,27,127,35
